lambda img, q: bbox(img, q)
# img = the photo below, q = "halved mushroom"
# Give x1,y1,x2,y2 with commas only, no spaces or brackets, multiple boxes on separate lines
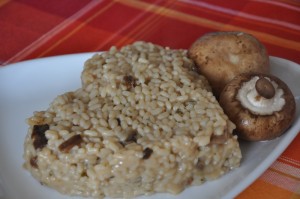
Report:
219,73,296,141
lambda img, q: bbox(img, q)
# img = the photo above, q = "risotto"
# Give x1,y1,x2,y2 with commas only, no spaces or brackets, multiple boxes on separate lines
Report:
23,42,242,198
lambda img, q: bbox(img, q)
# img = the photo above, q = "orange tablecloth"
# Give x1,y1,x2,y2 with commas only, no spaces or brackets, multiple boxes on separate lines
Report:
0,0,299,198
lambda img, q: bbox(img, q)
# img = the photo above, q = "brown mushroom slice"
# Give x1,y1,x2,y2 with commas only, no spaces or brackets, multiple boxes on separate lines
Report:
219,73,296,141
59,134,83,153
31,124,49,150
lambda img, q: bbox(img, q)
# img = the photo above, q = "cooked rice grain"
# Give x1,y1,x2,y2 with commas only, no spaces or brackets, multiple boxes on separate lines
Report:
23,41,242,198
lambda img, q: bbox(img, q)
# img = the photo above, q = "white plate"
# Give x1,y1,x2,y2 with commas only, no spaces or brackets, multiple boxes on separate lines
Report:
0,54,299,199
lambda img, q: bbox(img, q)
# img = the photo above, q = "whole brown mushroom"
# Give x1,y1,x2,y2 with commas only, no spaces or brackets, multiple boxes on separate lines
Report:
188,31,270,98
219,73,296,141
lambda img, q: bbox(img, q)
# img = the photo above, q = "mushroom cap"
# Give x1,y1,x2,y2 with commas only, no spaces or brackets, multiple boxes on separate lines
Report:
219,73,296,141
188,31,270,98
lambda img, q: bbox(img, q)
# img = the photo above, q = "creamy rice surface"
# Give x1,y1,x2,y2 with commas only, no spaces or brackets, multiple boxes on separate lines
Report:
23,42,242,198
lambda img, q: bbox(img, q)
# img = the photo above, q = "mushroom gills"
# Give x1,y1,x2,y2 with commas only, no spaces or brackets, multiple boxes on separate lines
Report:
236,76,285,115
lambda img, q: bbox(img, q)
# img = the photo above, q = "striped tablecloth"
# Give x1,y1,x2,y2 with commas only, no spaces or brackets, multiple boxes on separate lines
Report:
0,0,299,198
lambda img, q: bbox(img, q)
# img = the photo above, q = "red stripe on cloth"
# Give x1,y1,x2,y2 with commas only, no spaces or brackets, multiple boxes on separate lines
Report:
1,0,299,64
0,0,93,65
15,1,132,59
177,0,300,36
117,0,300,63
261,169,300,194
8,1,140,60
16,0,93,18
278,133,300,168
270,161,300,180
279,157,300,169
15,1,183,59
241,1,300,26
169,0,300,62
254,0,300,9
113,0,176,47
0,1,63,64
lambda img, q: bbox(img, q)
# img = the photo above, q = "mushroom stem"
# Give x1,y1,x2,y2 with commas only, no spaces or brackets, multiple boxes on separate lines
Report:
255,77,275,99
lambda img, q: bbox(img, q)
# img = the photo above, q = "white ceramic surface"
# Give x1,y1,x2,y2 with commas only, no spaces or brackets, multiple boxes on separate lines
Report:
0,54,299,199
